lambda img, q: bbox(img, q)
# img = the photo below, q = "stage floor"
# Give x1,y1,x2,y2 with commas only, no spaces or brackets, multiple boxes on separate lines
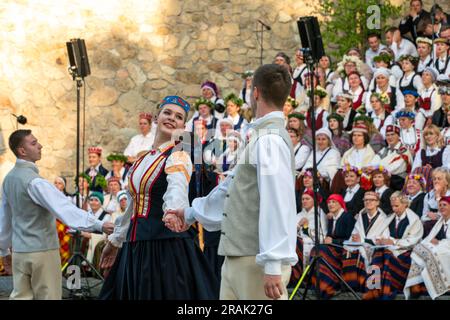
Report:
1,276,448,300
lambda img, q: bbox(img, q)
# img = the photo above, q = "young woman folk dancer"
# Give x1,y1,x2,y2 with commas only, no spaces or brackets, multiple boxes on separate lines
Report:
362,192,423,300
421,168,450,237
341,191,388,293
99,96,218,300
404,196,450,300
309,194,356,299
289,189,327,287
405,174,427,217
327,113,352,156
341,124,376,171
371,166,394,215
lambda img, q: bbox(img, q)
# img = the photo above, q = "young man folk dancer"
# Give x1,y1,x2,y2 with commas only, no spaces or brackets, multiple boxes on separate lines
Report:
0,130,113,300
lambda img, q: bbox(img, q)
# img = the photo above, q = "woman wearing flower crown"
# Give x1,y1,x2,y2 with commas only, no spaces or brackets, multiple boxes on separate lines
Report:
185,97,218,133
340,166,366,217
305,86,330,131
99,96,218,299
367,92,394,138
371,167,394,215
404,174,427,217
222,93,248,136
239,70,254,108
331,55,369,104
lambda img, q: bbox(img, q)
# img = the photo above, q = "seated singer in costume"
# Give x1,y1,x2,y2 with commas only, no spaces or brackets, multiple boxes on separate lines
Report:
98,95,218,300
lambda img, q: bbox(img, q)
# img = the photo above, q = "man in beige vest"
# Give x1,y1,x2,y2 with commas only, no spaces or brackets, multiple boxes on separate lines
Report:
164,64,298,300
0,130,114,299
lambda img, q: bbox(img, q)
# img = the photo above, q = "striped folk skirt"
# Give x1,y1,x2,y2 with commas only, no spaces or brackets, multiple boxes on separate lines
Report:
310,245,344,299
99,238,219,300
289,237,305,287
341,250,368,292
363,249,412,300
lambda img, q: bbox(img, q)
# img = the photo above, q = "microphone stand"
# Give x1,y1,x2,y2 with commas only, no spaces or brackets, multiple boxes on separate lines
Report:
289,50,360,300
257,20,270,66
61,68,104,299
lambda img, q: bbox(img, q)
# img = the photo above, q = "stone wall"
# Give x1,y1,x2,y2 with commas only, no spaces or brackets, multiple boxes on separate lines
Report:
0,0,320,189
0,0,448,190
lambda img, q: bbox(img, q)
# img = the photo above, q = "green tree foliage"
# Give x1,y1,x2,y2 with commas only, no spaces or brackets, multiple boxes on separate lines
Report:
318,0,401,61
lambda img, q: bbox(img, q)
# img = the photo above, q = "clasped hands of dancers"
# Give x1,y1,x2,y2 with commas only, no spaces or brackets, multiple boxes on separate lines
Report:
163,209,190,233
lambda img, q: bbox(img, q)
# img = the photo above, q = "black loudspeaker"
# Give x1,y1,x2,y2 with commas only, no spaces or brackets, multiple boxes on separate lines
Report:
66,39,91,78
297,16,325,63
